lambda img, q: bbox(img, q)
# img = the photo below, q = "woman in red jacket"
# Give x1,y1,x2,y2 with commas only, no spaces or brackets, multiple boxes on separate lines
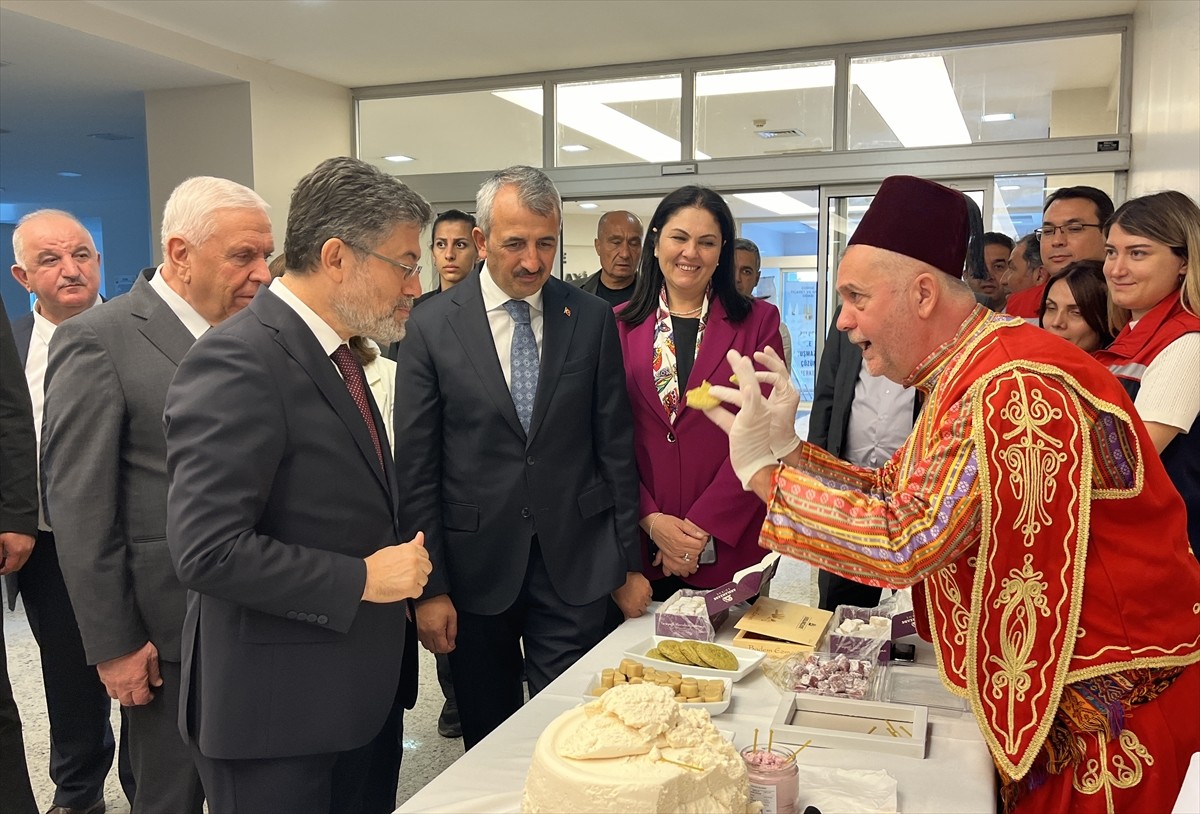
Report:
1094,190,1200,559
616,186,783,599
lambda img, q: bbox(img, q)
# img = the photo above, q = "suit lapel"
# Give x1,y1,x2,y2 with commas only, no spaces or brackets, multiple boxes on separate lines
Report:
682,297,735,405
526,279,576,445
132,271,195,366
252,289,391,495
446,275,526,439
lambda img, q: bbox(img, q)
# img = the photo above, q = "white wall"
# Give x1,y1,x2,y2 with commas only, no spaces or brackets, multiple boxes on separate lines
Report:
7,0,353,257
1129,0,1200,199
145,84,256,260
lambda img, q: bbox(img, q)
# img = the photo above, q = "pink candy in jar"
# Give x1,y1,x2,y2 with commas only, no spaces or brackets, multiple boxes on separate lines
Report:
740,746,798,814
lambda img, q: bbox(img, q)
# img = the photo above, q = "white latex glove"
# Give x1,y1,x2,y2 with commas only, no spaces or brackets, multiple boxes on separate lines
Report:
703,350,778,490
753,346,802,460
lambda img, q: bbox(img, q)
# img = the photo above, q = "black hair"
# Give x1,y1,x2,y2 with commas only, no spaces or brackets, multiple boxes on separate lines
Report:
1043,186,1115,224
617,186,750,325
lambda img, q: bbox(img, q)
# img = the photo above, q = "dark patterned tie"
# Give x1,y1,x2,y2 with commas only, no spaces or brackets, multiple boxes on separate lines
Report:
330,344,385,469
503,299,539,433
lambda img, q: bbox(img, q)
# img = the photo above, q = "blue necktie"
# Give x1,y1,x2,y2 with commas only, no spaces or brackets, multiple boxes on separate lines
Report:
503,299,539,433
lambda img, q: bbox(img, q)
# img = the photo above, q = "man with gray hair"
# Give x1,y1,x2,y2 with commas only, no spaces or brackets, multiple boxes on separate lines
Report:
395,165,643,749
42,176,273,813
164,157,433,811
7,210,122,814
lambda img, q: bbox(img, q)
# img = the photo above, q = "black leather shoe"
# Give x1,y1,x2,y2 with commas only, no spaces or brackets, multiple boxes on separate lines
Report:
47,802,105,814
437,699,462,738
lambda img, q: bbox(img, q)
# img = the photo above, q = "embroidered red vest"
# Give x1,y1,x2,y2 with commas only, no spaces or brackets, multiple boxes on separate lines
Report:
910,318,1200,781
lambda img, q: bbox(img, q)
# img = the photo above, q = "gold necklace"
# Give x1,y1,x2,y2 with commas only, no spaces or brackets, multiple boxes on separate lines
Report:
668,305,702,317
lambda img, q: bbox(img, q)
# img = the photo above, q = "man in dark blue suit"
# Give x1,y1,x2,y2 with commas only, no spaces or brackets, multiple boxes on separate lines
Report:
6,210,122,814
395,166,646,750
165,157,433,813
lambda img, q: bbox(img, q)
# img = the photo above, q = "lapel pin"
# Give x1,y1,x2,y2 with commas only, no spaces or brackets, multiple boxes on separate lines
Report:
563,306,572,317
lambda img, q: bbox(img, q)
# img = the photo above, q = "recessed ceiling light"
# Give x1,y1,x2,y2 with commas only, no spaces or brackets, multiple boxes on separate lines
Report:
57,171,83,178
383,154,414,163
561,144,590,153
981,113,1015,122
578,202,599,210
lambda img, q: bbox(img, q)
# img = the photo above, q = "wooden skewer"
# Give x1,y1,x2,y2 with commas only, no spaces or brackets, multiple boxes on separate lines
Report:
867,725,878,735
782,739,812,764
753,728,759,753
659,756,705,772
768,729,774,753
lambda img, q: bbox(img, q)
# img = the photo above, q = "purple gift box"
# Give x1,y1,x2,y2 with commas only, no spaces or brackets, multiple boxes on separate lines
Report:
827,604,917,664
654,553,780,641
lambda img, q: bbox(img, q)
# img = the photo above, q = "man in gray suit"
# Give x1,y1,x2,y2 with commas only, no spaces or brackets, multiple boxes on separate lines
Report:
395,166,645,750
7,210,120,814
42,177,274,813
165,157,432,813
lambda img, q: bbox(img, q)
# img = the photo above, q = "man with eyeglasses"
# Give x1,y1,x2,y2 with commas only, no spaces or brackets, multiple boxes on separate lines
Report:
1038,186,1115,275
163,157,433,812
6,211,121,814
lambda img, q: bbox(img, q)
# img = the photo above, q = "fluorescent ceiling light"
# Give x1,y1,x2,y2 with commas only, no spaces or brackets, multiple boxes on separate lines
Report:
57,171,83,177
383,154,414,162
561,144,590,152
733,192,818,216
853,57,971,147
981,113,1015,122
495,88,709,163
999,184,1021,191
494,57,967,161
578,202,599,209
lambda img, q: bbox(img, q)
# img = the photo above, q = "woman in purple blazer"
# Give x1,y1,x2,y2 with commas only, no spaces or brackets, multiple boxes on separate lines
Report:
616,186,784,600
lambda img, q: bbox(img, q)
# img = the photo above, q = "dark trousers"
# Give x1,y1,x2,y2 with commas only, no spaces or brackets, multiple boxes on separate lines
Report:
125,659,204,814
0,607,37,814
21,529,125,808
817,569,883,611
194,731,381,814
449,537,609,750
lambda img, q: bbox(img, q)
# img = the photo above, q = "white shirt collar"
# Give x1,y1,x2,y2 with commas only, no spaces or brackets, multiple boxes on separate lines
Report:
31,294,100,342
269,277,344,357
479,261,544,315
149,266,211,340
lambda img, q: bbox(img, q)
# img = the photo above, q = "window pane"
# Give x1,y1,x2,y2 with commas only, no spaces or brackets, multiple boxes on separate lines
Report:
848,34,1122,150
358,87,541,175
554,75,681,166
696,61,835,159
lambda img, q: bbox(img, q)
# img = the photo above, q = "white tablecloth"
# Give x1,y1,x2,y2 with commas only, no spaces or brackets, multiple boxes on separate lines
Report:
397,606,996,813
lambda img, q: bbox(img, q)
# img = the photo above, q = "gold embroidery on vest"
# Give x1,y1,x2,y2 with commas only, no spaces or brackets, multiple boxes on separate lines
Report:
1073,729,1153,811
988,553,1051,753
997,377,1068,547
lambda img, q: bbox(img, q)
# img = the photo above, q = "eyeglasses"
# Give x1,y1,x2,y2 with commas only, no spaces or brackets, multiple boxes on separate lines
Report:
342,240,421,279
1035,223,1102,240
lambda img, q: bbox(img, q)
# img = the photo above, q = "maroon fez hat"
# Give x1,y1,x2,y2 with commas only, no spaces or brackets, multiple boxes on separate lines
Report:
847,176,970,278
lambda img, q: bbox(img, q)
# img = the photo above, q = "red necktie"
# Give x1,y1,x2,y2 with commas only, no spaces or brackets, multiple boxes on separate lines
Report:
330,344,385,470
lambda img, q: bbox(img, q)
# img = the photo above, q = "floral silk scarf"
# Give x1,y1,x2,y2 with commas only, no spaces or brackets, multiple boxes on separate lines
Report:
651,283,711,424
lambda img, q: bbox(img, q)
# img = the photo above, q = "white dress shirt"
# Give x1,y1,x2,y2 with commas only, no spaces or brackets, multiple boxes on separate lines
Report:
844,358,917,468
149,266,211,340
26,300,95,529
479,262,544,389
269,277,343,359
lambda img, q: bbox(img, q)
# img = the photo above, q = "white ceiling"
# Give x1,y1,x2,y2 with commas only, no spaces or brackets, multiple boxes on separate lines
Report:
0,0,1137,207
89,0,1138,89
